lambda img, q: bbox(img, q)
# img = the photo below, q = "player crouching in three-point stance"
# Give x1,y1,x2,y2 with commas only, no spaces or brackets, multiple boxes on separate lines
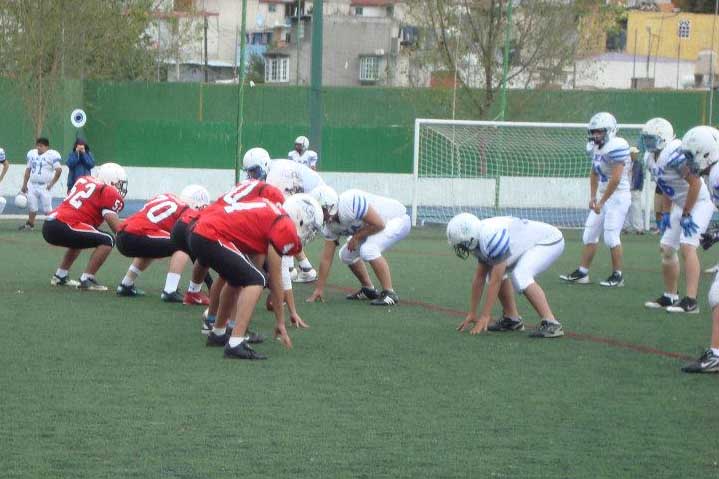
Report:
188,183,322,360
307,186,411,306
641,119,716,314
115,185,211,301
42,163,127,290
681,126,719,372
448,213,565,338
560,112,631,288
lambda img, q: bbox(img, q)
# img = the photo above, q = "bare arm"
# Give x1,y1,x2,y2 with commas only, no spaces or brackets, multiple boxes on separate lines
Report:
307,239,337,301
47,167,62,190
682,174,702,216
0,160,8,183
103,212,123,233
598,163,624,207
21,168,30,193
589,170,598,208
351,206,385,244
268,247,292,348
478,261,507,319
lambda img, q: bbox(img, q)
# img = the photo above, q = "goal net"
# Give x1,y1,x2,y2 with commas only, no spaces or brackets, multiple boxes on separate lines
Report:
411,119,647,228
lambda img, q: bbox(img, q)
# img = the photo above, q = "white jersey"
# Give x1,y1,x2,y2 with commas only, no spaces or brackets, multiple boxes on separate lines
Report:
26,148,61,184
0,148,5,163
471,216,563,267
288,149,318,169
589,137,631,194
707,163,719,208
267,159,325,197
322,189,407,240
647,138,709,208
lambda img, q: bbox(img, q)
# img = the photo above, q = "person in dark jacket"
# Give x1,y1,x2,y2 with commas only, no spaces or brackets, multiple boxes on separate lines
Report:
66,138,95,193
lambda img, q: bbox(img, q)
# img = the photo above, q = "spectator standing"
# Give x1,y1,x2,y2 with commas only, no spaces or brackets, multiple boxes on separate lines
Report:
66,138,95,194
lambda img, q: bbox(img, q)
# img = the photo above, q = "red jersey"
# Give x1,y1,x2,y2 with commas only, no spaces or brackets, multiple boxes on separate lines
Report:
50,176,124,227
179,207,201,224
121,194,190,238
193,197,301,256
190,179,285,229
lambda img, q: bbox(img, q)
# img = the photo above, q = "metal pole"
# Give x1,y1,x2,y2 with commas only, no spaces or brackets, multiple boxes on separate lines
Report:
646,27,652,79
204,15,209,83
235,0,249,183
677,41,680,90
632,29,637,85
710,0,718,124
498,0,513,120
296,0,301,85
309,0,323,157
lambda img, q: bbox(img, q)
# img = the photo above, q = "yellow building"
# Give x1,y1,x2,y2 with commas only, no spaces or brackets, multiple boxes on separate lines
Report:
626,10,718,61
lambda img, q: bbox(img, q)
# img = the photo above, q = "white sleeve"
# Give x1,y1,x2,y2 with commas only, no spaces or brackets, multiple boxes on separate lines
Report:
338,191,369,223
606,138,630,165
308,150,318,168
51,150,62,168
0,148,5,162
26,150,33,167
281,255,294,291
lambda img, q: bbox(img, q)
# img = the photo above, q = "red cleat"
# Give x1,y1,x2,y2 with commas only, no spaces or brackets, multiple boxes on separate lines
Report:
183,291,210,305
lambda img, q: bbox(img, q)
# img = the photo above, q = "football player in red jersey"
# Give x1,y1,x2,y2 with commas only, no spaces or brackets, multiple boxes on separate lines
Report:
188,188,322,360
115,187,211,302
42,163,127,290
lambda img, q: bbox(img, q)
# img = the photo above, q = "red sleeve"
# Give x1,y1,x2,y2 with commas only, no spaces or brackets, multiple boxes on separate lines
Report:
101,186,124,215
260,183,287,205
269,216,302,256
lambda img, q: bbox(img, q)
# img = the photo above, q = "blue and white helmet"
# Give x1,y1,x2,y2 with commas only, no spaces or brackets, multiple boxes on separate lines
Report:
446,212,482,259
478,222,510,262
640,118,674,153
242,147,271,181
587,112,618,147
681,125,719,173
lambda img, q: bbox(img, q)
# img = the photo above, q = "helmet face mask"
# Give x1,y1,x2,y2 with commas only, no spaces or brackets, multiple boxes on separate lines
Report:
640,118,674,153
294,136,309,154
446,213,481,259
587,112,618,147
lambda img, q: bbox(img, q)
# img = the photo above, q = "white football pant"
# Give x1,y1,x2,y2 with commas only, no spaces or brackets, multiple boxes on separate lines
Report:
582,190,631,248
511,237,565,293
339,214,411,264
27,182,53,214
660,199,716,249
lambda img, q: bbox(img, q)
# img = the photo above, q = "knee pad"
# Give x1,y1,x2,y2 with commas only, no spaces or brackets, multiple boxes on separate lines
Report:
582,229,600,246
359,242,382,262
338,243,361,265
660,246,679,265
0,196,5,215
603,229,621,249
709,278,719,309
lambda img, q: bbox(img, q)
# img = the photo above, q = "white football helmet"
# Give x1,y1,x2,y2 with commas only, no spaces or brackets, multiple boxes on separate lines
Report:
587,112,618,147
242,147,271,180
283,193,324,245
96,162,128,197
14,193,27,209
640,118,674,153
479,223,511,261
446,212,482,259
310,185,339,216
681,125,719,173
180,184,211,210
294,136,309,153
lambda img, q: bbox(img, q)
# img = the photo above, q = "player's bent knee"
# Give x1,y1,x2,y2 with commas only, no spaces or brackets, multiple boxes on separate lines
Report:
582,230,600,245
603,230,621,249
338,244,360,265
359,243,382,262
660,246,678,265
510,273,534,294
709,280,719,309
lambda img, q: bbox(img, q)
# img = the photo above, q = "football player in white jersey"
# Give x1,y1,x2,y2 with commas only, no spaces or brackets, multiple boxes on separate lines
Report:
680,126,719,372
0,147,9,214
307,186,411,306
288,136,318,170
560,112,632,287
448,213,566,338
641,118,716,314
266,158,325,283
19,138,62,230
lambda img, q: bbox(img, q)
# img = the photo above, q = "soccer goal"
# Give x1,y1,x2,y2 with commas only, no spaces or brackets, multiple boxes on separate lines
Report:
411,118,648,228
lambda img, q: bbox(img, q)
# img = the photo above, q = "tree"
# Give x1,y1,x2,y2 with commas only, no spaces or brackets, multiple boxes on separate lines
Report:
404,0,615,118
0,0,157,136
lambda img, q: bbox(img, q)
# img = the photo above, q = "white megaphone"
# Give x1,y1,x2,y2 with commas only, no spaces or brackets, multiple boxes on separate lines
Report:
70,109,87,128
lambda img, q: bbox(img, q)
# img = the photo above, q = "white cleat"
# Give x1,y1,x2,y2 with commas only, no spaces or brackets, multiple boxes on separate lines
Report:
294,268,318,283
705,264,719,274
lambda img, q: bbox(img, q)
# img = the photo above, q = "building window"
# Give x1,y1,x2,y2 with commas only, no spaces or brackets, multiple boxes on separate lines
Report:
359,56,379,82
355,6,363,15
268,4,276,12
265,56,289,82
386,5,394,16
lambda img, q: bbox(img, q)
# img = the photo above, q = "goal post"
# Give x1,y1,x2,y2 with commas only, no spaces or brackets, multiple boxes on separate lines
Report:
411,118,650,229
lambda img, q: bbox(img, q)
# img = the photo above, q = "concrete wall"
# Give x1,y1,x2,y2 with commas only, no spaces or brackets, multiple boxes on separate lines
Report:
574,53,696,90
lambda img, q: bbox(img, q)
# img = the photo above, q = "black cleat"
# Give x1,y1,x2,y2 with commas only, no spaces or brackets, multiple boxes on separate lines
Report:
644,294,679,309
116,284,145,297
370,289,399,306
50,274,80,287
600,271,624,287
161,290,184,303
682,349,719,373
559,268,590,284
346,287,380,300
77,277,108,291
666,296,699,314
206,331,229,347
487,316,525,332
529,320,564,338
224,341,267,360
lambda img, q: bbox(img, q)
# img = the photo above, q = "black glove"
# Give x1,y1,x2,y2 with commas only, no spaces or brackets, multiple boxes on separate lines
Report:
700,228,719,250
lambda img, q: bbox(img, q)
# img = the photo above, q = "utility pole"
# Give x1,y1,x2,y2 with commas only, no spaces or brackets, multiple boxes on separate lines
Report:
309,0,323,156
204,14,209,83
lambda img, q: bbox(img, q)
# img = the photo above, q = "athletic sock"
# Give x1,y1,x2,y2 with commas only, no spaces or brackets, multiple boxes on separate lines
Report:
55,268,69,278
212,326,225,336
544,318,561,325
80,273,94,281
298,258,313,270
664,292,679,300
188,281,202,293
228,336,247,348
164,273,181,293
712,348,719,356
578,267,588,275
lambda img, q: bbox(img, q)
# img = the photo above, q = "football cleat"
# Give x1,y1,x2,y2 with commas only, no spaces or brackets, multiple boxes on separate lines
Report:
559,269,590,284
161,290,184,303
346,287,380,300
488,316,525,332
529,320,564,338
644,294,679,309
77,277,108,291
370,290,399,306
201,316,214,336
50,274,80,287
183,291,210,305
666,296,699,314
206,331,228,347
18,222,34,231
682,349,719,373
224,341,267,360
294,268,318,283
599,271,624,288
116,284,145,297
705,264,719,274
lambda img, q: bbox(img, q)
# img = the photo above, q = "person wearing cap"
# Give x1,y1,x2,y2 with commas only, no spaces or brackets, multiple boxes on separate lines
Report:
66,138,95,194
